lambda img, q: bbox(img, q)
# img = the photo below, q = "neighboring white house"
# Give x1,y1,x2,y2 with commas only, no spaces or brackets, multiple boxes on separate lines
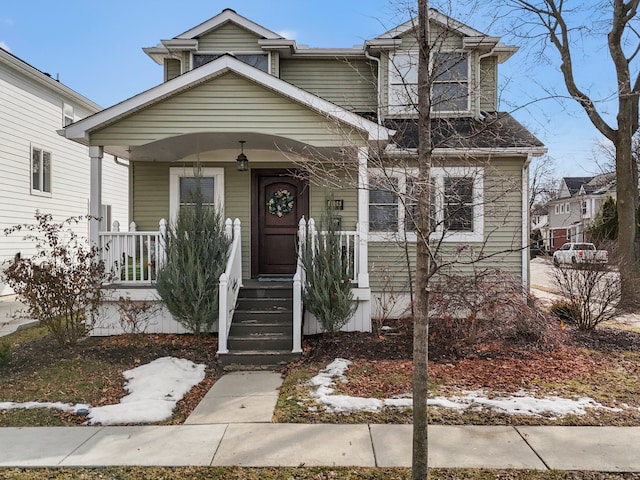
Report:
547,174,616,251
0,48,129,296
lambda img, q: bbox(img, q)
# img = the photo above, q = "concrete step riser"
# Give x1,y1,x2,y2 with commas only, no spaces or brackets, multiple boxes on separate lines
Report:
219,352,299,368
228,337,293,351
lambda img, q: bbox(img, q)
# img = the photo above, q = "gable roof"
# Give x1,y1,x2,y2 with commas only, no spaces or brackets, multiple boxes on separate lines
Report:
177,8,283,40
62,55,393,145
0,47,100,112
372,9,517,62
562,177,594,196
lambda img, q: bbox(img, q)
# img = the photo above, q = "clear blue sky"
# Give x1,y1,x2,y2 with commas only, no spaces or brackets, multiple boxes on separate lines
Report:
0,0,625,177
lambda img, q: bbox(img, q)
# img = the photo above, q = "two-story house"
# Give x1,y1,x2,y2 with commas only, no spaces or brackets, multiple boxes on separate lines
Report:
61,9,544,361
0,48,129,297
547,174,616,251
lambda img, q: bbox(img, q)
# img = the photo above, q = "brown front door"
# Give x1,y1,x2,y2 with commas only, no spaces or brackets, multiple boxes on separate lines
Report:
252,170,309,277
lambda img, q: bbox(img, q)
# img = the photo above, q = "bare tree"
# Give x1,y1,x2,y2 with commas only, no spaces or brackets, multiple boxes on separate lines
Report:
413,2,432,477
529,154,558,210
507,0,640,308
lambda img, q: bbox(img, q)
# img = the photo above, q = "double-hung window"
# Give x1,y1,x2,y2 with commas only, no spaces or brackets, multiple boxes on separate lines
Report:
31,146,52,195
432,52,469,112
169,167,224,223
388,51,470,114
369,167,483,242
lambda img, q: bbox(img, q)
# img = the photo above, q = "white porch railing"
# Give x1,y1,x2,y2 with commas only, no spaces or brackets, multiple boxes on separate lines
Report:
294,217,363,351
99,219,167,284
302,218,361,283
217,218,243,355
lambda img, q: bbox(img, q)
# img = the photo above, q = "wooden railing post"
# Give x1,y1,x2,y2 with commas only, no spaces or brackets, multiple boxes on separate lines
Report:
218,272,229,354
158,218,167,269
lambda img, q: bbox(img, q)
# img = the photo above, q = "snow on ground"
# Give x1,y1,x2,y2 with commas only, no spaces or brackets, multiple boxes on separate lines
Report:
309,358,623,417
0,357,205,425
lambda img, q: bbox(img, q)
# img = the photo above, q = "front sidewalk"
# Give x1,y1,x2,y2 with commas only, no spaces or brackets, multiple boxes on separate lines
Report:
1,423,640,470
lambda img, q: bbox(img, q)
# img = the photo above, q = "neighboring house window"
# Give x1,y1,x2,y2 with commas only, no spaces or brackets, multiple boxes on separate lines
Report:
31,146,52,195
565,202,570,213
388,51,470,114
582,201,587,216
193,53,269,72
169,167,224,223
369,167,483,242
555,204,559,215
63,103,74,126
560,204,565,214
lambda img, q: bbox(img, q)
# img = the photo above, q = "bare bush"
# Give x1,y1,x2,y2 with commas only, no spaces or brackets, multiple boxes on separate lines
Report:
2,212,110,347
551,260,621,330
429,271,566,358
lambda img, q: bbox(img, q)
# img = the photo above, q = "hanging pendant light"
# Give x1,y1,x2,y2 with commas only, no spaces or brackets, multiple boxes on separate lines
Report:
236,140,249,171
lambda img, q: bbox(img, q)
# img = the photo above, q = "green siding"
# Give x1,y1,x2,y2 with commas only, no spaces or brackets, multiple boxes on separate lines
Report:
165,59,181,82
90,72,368,148
479,56,497,112
131,162,170,231
197,23,261,52
280,58,377,112
308,183,358,231
368,158,525,293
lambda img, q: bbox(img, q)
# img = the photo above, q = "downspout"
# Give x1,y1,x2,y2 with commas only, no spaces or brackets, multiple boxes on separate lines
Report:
364,49,382,125
522,156,532,292
114,156,129,168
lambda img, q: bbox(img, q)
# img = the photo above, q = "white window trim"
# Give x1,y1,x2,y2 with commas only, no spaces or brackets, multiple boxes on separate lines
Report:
63,102,74,127
169,167,224,224
30,144,52,197
368,166,484,243
388,50,471,115
191,51,271,74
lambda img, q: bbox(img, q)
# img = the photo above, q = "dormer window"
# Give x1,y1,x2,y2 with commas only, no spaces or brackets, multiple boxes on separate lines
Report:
193,53,268,72
388,51,470,115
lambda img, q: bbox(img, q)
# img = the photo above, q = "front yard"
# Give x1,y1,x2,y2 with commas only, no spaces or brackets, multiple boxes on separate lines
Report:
1,317,639,428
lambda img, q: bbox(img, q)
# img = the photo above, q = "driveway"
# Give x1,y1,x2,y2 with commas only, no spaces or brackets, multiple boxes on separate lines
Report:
530,256,640,329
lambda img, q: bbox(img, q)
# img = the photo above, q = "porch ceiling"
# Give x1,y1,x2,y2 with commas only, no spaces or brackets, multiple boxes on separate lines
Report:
118,132,344,162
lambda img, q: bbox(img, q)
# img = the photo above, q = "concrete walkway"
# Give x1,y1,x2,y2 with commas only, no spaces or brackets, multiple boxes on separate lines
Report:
0,296,38,337
1,371,640,471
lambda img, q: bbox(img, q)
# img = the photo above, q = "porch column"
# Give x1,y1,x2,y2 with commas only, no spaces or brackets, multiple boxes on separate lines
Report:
89,146,103,246
357,146,369,288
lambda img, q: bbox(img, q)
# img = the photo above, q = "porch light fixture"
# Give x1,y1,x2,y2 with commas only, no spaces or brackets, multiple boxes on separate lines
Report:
236,141,249,171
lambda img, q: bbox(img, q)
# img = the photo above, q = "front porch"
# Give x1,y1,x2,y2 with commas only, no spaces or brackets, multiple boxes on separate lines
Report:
95,216,372,362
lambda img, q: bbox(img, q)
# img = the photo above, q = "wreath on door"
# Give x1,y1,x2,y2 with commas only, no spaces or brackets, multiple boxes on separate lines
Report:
267,189,295,217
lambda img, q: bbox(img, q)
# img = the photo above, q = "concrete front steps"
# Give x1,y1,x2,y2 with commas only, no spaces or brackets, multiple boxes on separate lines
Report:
219,281,300,369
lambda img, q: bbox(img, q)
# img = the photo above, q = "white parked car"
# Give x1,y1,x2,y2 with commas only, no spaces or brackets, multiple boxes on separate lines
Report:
552,242,609,266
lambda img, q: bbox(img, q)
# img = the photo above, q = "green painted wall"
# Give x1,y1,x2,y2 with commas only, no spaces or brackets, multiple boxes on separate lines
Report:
165,59,181,82
280,58,377,113
368,158,525,293
90,72,368,148
197,22,261,52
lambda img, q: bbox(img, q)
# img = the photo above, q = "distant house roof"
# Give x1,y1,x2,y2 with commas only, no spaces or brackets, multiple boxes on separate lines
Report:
561,173,616,198
385,113,545,153
562,177,594,196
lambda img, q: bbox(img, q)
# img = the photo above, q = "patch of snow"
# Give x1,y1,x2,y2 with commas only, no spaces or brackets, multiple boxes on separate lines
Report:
0,401,89,414
0,357,206,426
88,357,205,425
308,358,626,418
